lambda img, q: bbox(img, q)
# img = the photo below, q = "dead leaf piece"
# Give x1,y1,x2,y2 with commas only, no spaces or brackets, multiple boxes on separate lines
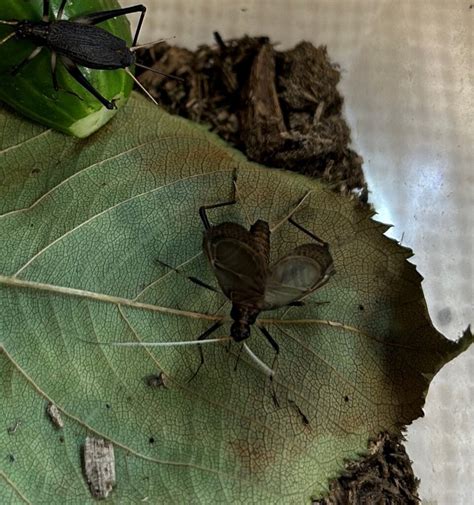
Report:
46,402,64,429
83,437,116,499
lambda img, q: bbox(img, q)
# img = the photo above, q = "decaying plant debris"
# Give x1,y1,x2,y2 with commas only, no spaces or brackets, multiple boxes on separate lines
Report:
136,35,367,202
136,35,417,504
313,433,419,505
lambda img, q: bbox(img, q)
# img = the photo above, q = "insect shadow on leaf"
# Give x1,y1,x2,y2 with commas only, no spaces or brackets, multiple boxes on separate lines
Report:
0,0,183,109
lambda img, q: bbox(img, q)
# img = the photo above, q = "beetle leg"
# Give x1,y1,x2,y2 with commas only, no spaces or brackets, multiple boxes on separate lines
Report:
11,46,44,76
71,5,146,46
60,55,116,109
187,321,224,383
56,0,68,21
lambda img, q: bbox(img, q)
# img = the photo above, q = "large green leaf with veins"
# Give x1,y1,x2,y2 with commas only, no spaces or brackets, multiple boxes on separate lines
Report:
0,94,471,504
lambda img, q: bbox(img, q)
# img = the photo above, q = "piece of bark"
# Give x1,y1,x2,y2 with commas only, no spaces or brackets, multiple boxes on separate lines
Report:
136,37,367,201
83,437,116,500
240,43,287,159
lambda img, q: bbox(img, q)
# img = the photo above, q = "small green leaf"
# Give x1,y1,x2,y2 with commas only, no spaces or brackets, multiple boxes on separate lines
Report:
0,0,133,138
0,94,472,503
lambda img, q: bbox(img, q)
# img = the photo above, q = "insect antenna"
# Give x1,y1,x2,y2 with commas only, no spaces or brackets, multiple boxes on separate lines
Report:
0,20,18,26
134,63,185,82
242,343,274,377
124,67,158,105
242,343,280,406
78,336,230,348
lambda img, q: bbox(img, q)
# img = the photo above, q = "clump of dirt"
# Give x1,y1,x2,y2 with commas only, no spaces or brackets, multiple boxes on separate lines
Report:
136,35,367,202
313,433,419,505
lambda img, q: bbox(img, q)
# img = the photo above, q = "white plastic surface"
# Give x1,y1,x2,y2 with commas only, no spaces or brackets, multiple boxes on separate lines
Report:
122,1,473,503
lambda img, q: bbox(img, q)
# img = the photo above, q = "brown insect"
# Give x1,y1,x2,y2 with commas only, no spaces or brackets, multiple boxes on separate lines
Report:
189,182,335,387
106,179,334,409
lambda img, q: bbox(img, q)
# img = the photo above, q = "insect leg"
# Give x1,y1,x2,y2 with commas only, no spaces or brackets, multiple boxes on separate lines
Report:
156,259,220,294
199,198,237,229
50,51,58,91
42,0,50,21
257,326,280,407
72,5,147,45
187,321,224,383
288,217,328,247
60,56,117,109
11,46,44,76
0,31,16,47
56,0,68,20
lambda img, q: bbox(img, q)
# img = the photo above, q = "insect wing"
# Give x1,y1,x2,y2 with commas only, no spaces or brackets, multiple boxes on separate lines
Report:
263,243,334,310
204,223,267,304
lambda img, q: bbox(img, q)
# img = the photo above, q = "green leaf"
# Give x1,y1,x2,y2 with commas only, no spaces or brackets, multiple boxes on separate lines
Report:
0,94,471,503
0,0,133,138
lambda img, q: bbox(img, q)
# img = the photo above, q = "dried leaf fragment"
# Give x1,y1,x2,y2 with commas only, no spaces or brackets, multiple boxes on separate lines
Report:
83,437,116,499
46,402,64,429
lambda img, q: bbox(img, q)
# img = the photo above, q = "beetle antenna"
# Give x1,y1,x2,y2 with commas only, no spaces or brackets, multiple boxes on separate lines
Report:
134,63,184,82
124,67,159,105
0,31,16,46
130,36,176,51
242,343,274,377
0,20,18,25
79,336,231,347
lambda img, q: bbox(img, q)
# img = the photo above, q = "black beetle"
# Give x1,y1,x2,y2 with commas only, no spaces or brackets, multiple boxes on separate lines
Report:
0,0,176,109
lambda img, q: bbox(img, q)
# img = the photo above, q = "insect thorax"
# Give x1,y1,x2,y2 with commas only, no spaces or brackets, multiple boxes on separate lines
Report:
16,21,50,45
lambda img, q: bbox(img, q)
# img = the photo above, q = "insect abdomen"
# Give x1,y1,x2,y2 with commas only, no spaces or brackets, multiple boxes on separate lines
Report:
250,220,270,265
48,22,133,69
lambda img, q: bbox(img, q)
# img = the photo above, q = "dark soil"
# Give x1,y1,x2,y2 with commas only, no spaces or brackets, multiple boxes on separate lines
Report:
136,35,368,203
136,35,419,504
312,433,419,505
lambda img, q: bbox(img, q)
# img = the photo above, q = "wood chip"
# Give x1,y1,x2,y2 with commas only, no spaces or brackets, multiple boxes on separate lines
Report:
83,437,116,499
46,402,64,429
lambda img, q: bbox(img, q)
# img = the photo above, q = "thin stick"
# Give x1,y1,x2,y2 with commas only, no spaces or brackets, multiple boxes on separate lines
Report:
243,343,274,377
124,67,158,105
